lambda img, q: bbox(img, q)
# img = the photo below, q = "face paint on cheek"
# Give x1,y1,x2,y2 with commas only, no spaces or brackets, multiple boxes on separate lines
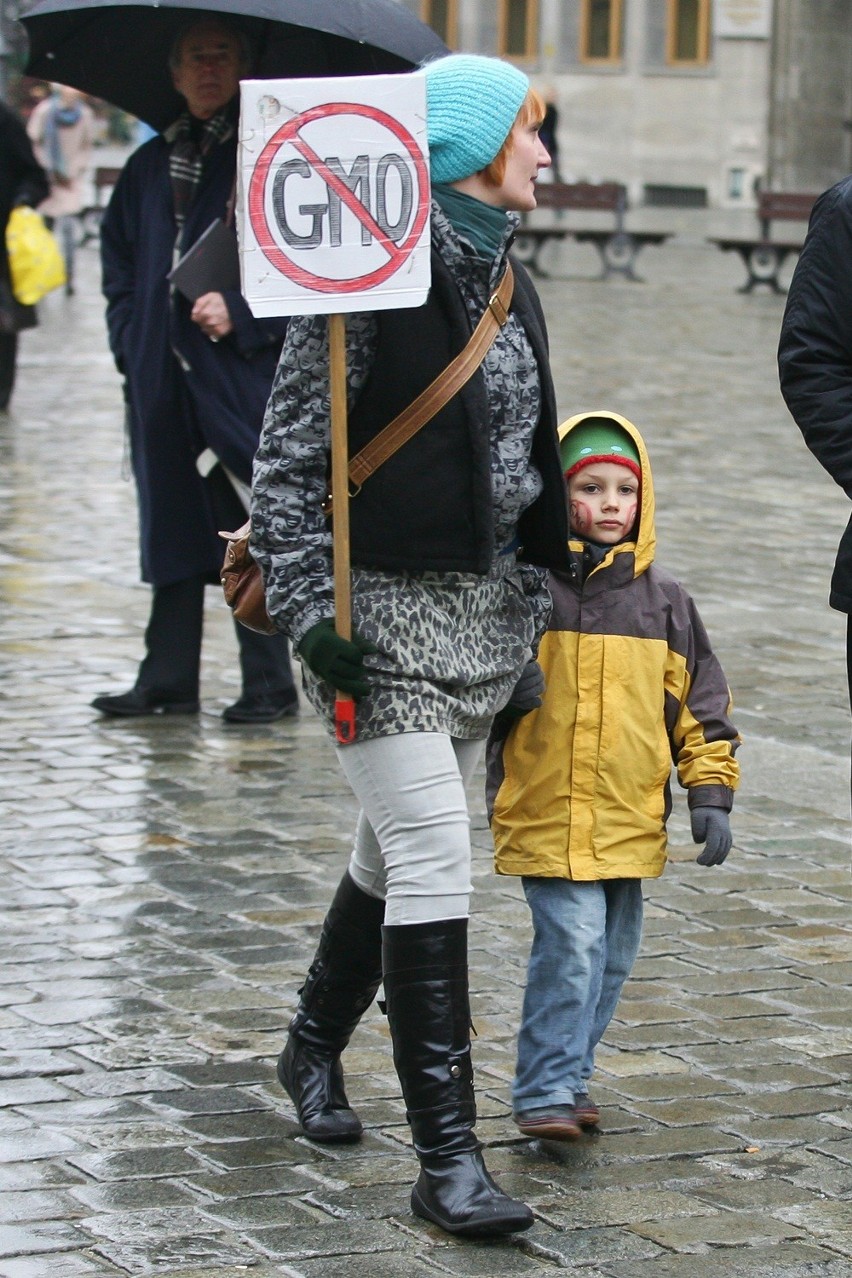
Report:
624,498,638,533
570,498,593,535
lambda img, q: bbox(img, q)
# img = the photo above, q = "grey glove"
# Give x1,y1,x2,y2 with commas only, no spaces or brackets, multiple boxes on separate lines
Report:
493,659,545,732
691,807,732,866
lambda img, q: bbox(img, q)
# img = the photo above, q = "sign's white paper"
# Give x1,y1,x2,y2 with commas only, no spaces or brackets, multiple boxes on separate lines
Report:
238,74,431,316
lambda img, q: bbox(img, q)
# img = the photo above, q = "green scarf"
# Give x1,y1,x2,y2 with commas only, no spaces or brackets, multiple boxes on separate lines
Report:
433,183,510,259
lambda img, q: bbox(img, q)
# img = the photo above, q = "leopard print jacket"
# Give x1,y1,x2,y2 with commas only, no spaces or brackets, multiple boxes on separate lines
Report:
251,205,553,742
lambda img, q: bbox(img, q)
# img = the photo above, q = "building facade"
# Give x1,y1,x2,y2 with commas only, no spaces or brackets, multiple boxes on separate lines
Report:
769,0,852,195
403,0,852,209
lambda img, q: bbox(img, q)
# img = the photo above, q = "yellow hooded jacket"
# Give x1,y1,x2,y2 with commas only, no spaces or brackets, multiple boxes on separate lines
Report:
487,411,740,881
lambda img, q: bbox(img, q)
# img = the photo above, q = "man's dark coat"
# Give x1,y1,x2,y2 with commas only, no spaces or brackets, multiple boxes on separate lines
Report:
101,130,287,586
779,175,852,613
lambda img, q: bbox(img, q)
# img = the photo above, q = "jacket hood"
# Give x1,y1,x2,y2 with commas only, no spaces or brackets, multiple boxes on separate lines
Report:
558,410,656,578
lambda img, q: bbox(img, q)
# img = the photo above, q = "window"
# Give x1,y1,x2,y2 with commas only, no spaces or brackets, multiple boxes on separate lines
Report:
421,0,458,48
667,0,710,64
581,0,623,62
498,0,539,60
644,183,708,207
728,167,746,200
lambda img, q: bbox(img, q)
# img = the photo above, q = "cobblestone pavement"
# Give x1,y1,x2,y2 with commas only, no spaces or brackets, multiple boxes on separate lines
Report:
1,227,852,1278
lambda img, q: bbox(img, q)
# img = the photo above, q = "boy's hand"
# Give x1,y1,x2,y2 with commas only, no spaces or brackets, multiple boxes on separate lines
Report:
494,660,545,731
691,807,732,866
509,659,546,713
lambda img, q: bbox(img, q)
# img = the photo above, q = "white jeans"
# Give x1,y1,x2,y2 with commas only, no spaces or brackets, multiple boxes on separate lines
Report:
335,732,484,926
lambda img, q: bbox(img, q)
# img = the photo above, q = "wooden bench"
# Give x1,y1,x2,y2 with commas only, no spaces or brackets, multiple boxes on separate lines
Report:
707,191,818,294
79,166,123,244
514,181,672,281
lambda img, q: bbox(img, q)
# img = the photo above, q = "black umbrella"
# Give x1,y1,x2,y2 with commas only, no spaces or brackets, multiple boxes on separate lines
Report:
21,0,447,130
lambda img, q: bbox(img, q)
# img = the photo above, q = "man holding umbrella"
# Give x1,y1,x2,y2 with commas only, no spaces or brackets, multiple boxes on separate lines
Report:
92,17,298,723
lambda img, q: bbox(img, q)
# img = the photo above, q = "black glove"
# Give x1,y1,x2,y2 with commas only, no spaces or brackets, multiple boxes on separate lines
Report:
297,619,377,700
493,659,545,732
691,807,732,866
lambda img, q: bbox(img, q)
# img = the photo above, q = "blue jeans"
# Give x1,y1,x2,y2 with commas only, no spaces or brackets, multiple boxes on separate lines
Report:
513,877,644,1111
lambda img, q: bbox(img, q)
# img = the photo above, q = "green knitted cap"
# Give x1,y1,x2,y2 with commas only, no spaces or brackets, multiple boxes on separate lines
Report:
560,419,641,478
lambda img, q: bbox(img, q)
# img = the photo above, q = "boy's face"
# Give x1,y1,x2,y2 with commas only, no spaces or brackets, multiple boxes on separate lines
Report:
567,461,639,544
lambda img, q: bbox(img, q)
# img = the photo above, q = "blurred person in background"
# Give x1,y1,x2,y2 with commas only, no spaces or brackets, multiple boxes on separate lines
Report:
0,100,49,410
27,84,95,296
537,95,560,182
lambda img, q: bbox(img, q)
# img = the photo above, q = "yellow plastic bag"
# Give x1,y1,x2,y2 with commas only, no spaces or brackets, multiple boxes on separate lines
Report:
5,206,66,305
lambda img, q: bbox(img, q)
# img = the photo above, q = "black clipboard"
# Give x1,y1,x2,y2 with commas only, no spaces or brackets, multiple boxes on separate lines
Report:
167,218,240,301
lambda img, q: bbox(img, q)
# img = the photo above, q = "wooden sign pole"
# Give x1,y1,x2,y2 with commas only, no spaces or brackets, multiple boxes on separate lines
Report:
328,313,356,744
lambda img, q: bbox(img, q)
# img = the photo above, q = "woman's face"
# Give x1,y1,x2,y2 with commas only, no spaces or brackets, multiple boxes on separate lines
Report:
489,119,551,211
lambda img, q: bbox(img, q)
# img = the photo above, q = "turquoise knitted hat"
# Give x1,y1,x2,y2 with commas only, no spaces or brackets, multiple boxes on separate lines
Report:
421,54,530,184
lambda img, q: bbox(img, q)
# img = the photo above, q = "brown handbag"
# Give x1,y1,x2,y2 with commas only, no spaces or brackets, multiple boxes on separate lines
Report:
220,523,276,634
220,264,515,635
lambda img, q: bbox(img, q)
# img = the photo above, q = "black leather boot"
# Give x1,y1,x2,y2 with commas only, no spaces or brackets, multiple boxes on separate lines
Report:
278,873,384,1143
382,918,533,1237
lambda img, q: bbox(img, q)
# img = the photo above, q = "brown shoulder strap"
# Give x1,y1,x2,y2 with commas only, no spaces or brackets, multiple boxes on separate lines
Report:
346,261,515,491
218,264,516,554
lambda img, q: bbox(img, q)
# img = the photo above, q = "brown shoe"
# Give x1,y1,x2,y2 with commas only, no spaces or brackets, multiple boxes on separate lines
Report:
574,1093,600,1128
513,1104,582,1141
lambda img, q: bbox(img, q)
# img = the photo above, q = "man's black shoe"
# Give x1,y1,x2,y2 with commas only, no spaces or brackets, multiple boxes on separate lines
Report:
222,692,299,724
91,688,200,717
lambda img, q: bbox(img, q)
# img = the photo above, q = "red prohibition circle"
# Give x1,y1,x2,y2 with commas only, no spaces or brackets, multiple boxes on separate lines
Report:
248,101,430,294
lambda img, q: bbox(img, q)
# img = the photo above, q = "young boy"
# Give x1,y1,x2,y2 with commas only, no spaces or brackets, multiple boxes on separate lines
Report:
486,411,741,1140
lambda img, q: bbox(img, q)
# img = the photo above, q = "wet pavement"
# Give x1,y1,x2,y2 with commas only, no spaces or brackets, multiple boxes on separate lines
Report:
1,223,852,1278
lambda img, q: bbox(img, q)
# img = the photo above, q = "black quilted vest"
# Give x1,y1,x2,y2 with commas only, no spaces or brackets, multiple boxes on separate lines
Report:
344,248,568,574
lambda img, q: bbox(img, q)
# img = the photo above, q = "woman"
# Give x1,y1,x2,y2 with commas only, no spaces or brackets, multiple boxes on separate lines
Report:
0,101,49,411
27,85,95,297
251,53,569,1237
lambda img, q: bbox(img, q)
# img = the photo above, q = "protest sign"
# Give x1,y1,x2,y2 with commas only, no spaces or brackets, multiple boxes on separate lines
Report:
238,74,431,316
238,73,433,742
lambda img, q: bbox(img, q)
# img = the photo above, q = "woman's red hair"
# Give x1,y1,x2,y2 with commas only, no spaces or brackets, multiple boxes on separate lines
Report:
482,87,546,187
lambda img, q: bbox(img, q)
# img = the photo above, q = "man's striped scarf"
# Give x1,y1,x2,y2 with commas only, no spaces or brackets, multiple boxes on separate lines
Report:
164,104,234,234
